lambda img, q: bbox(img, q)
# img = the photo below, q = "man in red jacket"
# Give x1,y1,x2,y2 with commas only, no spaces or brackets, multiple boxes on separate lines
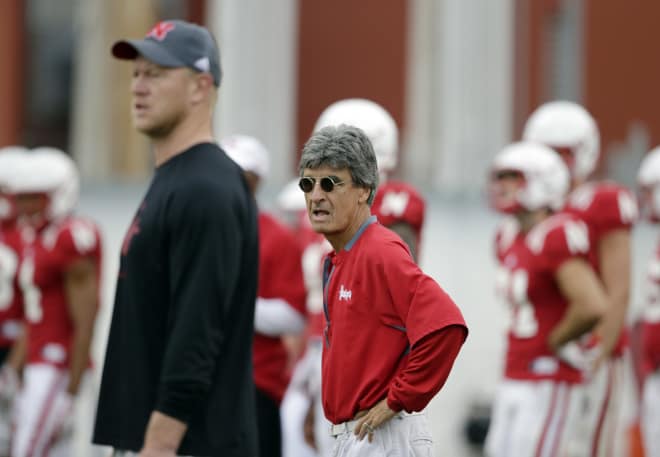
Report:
298,124,467,455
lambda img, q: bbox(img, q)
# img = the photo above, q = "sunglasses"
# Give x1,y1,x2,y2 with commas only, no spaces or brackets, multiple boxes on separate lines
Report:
298,176,346,193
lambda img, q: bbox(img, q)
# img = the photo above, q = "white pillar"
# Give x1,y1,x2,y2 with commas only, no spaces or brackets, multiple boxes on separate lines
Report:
403,0,514,196
70,0,112,179
208,0,299,193
71,0,154,180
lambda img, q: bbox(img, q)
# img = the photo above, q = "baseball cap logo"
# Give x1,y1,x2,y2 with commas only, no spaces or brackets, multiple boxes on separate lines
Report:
194,57,210,72
147,21,175,41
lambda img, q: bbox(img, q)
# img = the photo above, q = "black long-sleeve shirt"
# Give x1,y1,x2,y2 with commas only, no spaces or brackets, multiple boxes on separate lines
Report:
93,143,259,456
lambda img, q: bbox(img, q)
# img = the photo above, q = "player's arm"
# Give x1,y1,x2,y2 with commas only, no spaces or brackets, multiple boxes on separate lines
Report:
387,222,418,262
255,232,307,336
64,256,98,395
0,327,26,402
5,325,26,374
548,257,607,351
595,229,632,356
254,298,306,336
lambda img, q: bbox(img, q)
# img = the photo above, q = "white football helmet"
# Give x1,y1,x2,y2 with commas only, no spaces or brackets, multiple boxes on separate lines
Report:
8,147,80,221
277,177,306,213
220,134,270,179
523,101,600,180
0,146,28,221
490,141,570,213
313,98,399,174
638,146,660,222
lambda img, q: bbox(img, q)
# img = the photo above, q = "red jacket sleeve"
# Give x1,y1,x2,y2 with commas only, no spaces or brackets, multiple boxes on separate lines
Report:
387,325,467,412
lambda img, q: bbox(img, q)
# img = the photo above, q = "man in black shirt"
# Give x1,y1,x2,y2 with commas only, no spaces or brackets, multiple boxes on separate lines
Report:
93,20,259,457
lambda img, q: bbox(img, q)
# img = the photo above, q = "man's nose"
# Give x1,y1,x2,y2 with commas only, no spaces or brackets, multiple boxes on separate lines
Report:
131,75,149,95
309,180,326,201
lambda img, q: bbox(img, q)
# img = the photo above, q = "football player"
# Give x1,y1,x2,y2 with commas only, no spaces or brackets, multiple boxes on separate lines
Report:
10,148,101,457
637,147,660,457
222,135,307,457
523,101,638,456
0,147,28,455
485,142,607,457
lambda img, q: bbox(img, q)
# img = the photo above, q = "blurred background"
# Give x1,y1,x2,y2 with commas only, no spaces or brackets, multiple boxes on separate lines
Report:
1,0,658,455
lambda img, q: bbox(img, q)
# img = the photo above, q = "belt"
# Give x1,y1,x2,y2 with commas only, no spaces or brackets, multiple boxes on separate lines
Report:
330,411,425,437
330,419,360,437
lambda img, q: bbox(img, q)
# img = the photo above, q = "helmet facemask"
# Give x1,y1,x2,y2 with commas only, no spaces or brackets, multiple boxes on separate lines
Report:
638,147,660,223
8,148,79,228
489,142,570,216
489,169,526,214
638,185,660,222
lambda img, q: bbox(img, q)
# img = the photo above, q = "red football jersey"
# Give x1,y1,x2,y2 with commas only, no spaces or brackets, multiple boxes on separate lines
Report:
321,218,465,423
565,181,637,259
301,237,332,340
564,181,638,355
287,210,332,340
253,212,307,403
371,180,426,254
0,226,24,349
641,239,660,376
495,213,592,383
19,217,102,367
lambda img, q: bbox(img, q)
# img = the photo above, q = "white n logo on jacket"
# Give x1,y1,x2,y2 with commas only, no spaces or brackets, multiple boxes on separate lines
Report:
339,284,352,301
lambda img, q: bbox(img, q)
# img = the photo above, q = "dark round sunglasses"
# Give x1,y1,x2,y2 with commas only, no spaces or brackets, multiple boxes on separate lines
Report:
298,176,346,193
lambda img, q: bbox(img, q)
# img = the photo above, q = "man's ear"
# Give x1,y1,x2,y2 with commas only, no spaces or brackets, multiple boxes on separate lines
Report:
191,72,214,104
360,188,372,204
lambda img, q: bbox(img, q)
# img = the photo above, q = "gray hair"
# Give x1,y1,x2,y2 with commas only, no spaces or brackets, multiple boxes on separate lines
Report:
299,125,379,205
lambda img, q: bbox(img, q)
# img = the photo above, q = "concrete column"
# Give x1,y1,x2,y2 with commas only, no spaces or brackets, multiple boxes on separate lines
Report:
402,0,439,186
403,0,514,196
208,0,299,193
71,0,156,180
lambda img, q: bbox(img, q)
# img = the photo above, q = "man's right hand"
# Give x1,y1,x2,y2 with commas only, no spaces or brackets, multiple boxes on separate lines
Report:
557,340,601,375
354,399,398,442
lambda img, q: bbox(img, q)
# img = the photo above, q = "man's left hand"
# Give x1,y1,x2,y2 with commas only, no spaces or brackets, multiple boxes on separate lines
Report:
354,398,398,442
139,411,187,457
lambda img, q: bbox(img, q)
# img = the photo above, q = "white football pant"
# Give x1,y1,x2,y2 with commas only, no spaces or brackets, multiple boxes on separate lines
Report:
281,340,333,457
485,379,583,457
12,364,78,457
642,370,660,457
574,356,626,457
